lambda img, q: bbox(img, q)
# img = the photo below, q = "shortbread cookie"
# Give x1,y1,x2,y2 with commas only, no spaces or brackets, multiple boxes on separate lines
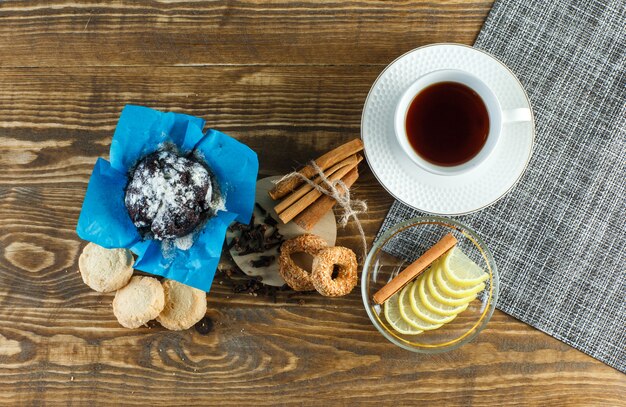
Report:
78,242,134,293
157,280,207,331
113,276,165,329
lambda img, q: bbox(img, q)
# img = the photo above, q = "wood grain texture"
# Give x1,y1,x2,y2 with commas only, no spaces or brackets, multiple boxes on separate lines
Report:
0,0,624,406
0,0,491,67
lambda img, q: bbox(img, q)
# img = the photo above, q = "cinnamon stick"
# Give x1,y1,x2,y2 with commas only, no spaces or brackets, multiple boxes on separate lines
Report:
372,233,458,305
274,154,358,215
276,156,363,224
293,166,359,231
268,138,364,200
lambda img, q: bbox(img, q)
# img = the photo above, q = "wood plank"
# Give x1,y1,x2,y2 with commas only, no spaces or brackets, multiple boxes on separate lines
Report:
0,65,379,187
0,307,624,406
0,0,492,67
0,65,376,132
0,130,375,187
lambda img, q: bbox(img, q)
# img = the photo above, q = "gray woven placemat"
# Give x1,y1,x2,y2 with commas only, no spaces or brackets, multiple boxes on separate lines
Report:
377,0,625,372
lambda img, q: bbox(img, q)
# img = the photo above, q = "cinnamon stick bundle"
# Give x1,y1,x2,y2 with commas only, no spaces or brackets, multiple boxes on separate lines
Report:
268,138,364,200
276,155,362,224
293,167,359,231
273,154,358,215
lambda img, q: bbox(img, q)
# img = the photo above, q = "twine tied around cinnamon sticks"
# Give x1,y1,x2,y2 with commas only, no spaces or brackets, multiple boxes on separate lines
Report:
274,160,368,260
269,139,368,260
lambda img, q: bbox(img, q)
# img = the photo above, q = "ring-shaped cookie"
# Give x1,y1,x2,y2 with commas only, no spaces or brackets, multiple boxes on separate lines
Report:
311,246,358,297
278,234,328,291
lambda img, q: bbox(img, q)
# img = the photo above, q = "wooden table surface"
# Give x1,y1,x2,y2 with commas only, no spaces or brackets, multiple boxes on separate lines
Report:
0,1,624,405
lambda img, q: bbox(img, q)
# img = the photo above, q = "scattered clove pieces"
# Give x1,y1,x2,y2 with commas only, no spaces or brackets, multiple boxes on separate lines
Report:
251,255,275,268
264,228,284,250
264,214,278,227
226,236,239,250
218,266,294,302
228,215,255,232
227,206,285,257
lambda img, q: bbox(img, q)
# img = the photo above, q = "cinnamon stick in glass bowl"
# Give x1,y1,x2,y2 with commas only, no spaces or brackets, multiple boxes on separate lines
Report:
372,233,457,305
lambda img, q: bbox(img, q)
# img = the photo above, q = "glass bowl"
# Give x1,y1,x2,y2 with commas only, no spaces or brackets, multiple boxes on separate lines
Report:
361,216,498,353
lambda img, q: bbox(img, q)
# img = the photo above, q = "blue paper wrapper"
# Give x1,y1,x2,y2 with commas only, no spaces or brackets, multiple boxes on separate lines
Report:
76,105,258,292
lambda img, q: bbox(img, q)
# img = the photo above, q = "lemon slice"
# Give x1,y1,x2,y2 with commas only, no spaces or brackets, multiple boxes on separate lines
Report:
435,265,486,299
384,290,423,335
427,264,477,307
442,247,489,287
409,277,457,324
398,283,442,331
418,268,469,316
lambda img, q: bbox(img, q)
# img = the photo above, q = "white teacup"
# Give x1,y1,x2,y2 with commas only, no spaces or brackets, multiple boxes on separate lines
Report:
394,69,531,176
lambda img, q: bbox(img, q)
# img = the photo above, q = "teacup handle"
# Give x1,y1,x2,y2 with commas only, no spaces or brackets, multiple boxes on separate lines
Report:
502,108,532,123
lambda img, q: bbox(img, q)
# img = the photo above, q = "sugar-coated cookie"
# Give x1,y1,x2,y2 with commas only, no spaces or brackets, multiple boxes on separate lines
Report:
278,234,328,291
311,246,358,297
113,276,165,329
157,280,207,331
78,242,134,293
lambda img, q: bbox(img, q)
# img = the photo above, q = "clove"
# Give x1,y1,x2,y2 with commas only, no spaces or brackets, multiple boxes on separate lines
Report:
264,215,278,227
250,255,275,268
226,236,239,250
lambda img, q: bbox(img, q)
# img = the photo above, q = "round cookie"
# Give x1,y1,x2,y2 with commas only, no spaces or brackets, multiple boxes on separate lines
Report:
78,242,134,293
278,234,328,291
113,276,165,329
311,246,358,297
156,280,207,331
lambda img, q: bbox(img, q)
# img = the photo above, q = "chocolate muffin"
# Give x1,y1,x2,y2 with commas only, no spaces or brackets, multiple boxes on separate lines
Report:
125,149,215,240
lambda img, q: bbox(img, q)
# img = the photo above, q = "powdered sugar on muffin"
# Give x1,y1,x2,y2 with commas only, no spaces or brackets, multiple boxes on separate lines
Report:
125,149,215,240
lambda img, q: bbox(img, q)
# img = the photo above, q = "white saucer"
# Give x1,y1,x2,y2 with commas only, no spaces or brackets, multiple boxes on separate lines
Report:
361,43,534,215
